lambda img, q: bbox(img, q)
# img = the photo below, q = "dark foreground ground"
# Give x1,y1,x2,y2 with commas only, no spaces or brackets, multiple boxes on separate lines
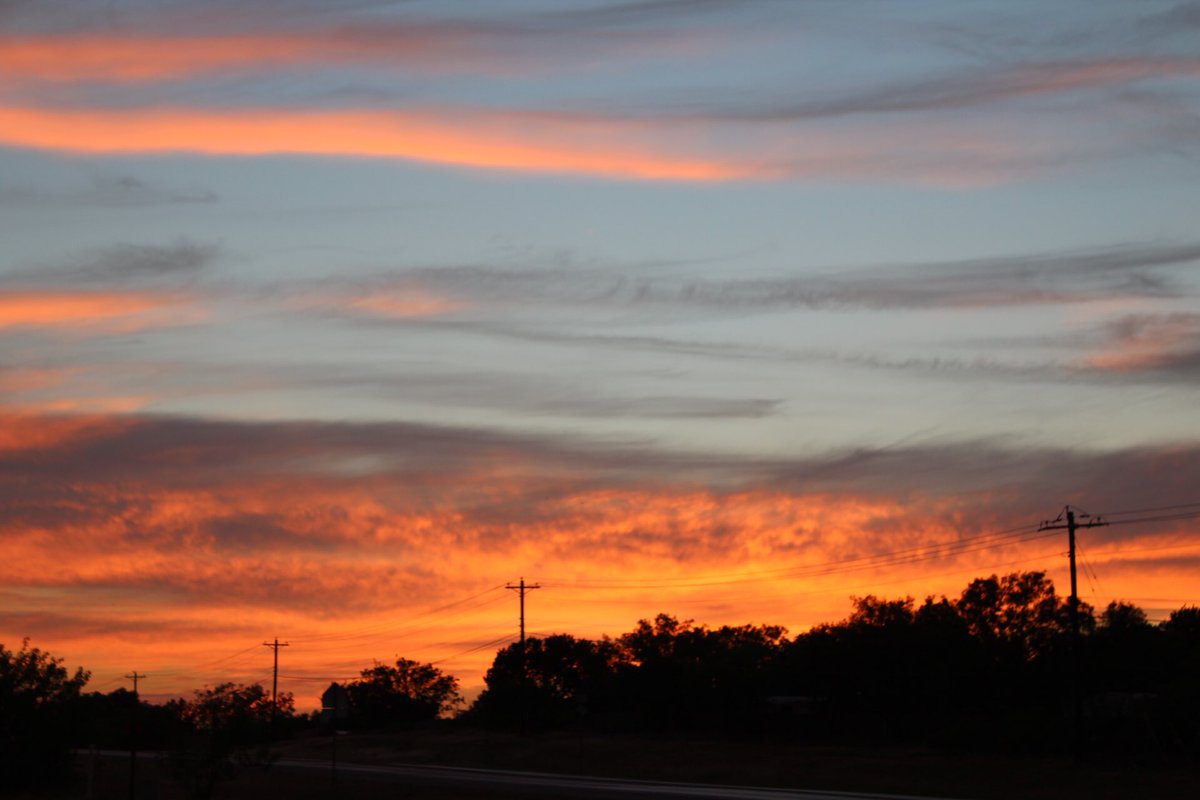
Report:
72,729,1198,800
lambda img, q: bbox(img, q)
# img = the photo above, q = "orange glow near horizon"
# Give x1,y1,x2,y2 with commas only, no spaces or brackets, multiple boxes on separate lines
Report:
0,106,759,182
3,413,1196,710
18,526,1199,711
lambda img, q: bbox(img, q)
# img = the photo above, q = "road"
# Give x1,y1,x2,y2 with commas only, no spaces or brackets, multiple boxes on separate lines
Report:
275,756,961,800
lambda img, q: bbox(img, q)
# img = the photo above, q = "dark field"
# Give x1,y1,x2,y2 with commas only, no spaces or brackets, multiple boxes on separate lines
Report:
70,728,1199,800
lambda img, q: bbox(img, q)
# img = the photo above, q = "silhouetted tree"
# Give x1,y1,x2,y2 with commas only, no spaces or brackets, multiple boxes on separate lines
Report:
782,597,926,740
1100,601,1152,634
461,575,1195,753
911,595,977,722
1092,601,1160,694
956,571,1087,661
618,614,786,730
345,658,461,729
166,682,289,800
1161,605,1200,640
778,573,1101,748
76,687,187,751
0,639,89,792
1157,606,1200,752
472,634,628,729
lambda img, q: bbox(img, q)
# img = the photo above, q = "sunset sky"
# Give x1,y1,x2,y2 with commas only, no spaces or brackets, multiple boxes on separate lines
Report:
2,0,1199,709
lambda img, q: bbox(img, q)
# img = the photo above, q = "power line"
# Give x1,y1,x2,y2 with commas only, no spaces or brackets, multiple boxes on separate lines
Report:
288,584,507,644
127,586,510,689
537,529,1058,590
430,634,518,666
1080,540,1200,560
542,526,1051,586
291,593,510,655
152,644,263,679
534,521,1044,588
1076,537,1105,599
1109,597,1200,605
1097,501,1200,517
1101,511,1200,527
548,549,1068,612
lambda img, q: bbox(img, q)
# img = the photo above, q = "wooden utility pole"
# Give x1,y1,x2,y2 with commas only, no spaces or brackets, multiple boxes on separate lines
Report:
262,638,289,735
505,578,540,734
505,578,541,646
1039,505,1107,754
124,672,145,800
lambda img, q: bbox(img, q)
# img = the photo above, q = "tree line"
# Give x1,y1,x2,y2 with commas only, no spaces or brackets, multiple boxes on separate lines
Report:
469,571,1200,753
3,571,1198,793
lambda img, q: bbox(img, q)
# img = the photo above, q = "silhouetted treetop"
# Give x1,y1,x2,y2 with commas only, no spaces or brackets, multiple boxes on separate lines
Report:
0,640,90,790
956,571,1089,659
345,657,461,728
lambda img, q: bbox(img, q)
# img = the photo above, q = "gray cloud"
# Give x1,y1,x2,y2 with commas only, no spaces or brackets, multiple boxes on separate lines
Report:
297,362,779,420
690,241,1199,310
596,58,1200,123
403,323,1055,386
0,174,218,208
1138,2,1200,36
3,238,220,286
1072,312,1200,382
4,411,1199,513
328,240,1199,315
74,238,219,280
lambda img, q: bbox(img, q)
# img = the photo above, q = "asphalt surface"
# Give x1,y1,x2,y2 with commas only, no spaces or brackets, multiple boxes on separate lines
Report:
275,756,961,800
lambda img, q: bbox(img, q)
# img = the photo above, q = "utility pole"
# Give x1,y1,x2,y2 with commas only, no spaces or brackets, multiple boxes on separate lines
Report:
124,672,145,800
1039,505,1107,755
505,578,541,647
505,578,540,734
262,638,289,736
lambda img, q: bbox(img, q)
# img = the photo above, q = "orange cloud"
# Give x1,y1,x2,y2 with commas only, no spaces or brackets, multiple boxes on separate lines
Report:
0,476,1053,703
1012,58,1200,96
0,33,361,83
0,289,205,333
0,366,73,393
0,104,1061,186
348,293,468,318
285,288,468,319
35,395,155,414
0,22,712,85
6,30,1197,100
0,411,136,453
1083,314,1200,373
0,106,759,182
0,364,165,417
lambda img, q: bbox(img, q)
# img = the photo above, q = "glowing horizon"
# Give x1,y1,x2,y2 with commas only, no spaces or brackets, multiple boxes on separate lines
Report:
5,410,1198,709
